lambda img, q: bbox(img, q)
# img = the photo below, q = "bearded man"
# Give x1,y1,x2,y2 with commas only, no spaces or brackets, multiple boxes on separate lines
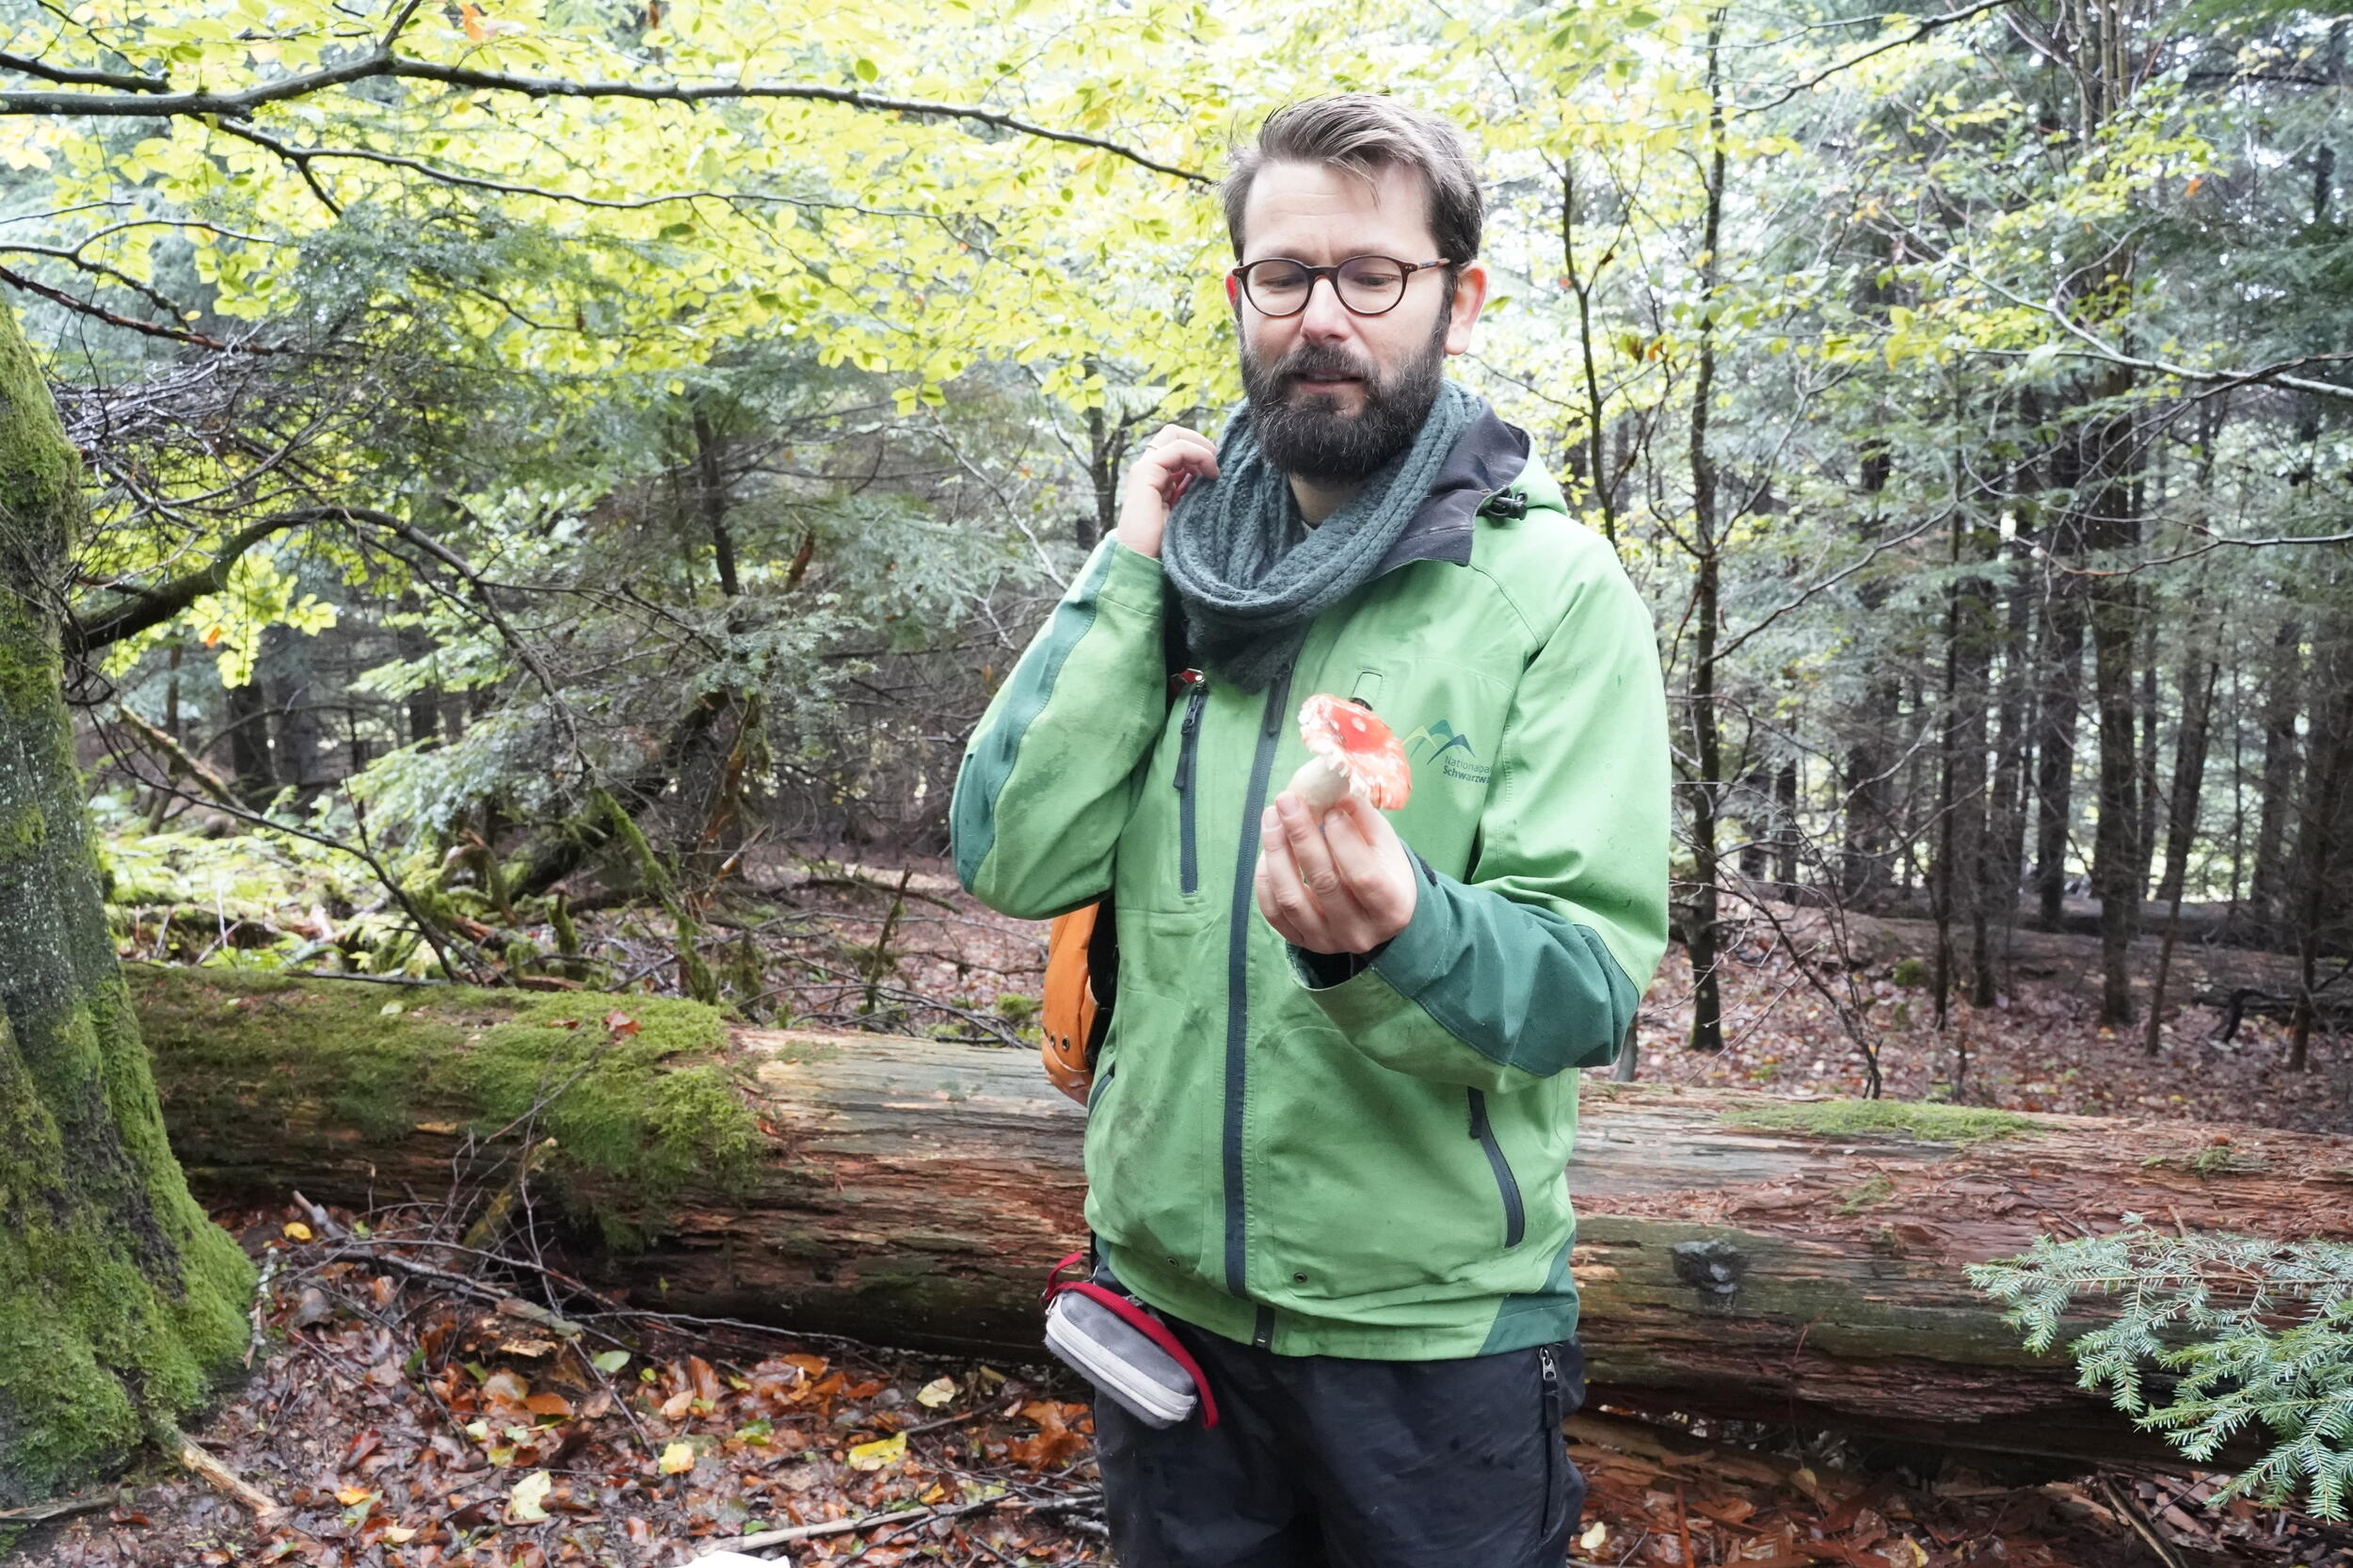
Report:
952,94,1670,1567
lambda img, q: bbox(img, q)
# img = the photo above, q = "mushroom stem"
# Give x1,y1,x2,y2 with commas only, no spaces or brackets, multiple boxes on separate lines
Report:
1286,755,1353,816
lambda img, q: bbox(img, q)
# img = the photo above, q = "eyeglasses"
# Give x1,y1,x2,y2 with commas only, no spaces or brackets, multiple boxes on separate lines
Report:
1229,255,1453,318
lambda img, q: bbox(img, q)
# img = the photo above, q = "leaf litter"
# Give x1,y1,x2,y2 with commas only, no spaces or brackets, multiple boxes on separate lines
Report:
14,1200,2352,1567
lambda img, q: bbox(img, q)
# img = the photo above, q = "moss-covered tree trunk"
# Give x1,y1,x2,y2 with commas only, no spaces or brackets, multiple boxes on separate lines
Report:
0,311,252,1508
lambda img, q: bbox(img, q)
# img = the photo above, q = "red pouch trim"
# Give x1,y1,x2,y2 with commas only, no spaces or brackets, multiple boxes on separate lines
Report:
1041,1257,1221,1429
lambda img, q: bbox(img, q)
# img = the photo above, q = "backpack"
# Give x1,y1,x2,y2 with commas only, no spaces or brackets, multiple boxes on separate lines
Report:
1038,585,1191,1104
1041,896,1119,1103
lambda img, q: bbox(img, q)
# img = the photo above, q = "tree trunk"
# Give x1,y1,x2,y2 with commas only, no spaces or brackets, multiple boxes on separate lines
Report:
132,968,2353,1465
2288,634,2353,1073
261,620,328,806
691,405,741,600
2031,586,2084,931
1978,548,2036,1000
1683,13,1729,1056
1942,512,1994,1016
2249,618,2303,938
222,678,273,805
0,312,253,1508
2145,653,2219,1056
2082,388,2142,1027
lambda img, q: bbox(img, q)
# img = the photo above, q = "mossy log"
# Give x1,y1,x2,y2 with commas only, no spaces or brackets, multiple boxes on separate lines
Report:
129,968,2353,1464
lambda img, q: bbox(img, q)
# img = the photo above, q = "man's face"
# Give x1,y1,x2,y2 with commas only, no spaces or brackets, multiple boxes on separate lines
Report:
1231,159,1488,484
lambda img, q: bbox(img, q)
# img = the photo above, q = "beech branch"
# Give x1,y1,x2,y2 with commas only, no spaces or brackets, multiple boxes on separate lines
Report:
0,47,1209,184
67,508,322,653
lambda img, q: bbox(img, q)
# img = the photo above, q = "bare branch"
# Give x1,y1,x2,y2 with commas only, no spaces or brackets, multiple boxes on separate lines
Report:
1735,0,2015,116
0,47,1209,184
0,49,167,93
0,263,264,350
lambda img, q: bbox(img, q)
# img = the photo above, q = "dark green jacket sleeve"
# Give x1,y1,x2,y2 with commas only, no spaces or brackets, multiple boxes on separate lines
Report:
1290,547,1670,1093
950,538,1168,920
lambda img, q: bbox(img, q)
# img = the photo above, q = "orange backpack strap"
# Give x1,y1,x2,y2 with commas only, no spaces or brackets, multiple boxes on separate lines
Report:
1041,898,1117,1103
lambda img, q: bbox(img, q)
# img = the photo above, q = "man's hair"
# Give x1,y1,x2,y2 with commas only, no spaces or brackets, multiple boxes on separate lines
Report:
1222,95,1483,264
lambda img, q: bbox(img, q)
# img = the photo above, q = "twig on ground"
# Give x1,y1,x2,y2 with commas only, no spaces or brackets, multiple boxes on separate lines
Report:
0,1493,115,1525
167,1427,280,1516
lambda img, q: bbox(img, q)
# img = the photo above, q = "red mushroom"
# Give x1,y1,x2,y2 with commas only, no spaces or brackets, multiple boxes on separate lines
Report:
1288,694,1412,815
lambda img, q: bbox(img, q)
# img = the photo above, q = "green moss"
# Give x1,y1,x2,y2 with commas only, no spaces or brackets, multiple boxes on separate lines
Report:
1723,1098,2043,1143
2143,1144,2269,1177
127,966,761,1245
551,892,582,957
1889,957,1928,989
0,1000,251,1506
1836,1174,1897,1213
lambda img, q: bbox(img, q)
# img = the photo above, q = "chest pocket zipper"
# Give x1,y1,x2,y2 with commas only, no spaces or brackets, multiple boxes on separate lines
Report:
1174,674,1208,897
1467,1088,1526,1248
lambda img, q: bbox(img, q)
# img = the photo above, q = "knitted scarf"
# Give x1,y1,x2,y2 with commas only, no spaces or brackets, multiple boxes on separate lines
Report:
1160,380,1480,692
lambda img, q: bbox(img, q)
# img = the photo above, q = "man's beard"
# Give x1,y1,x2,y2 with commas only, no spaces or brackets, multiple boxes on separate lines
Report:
1240,318,1449,485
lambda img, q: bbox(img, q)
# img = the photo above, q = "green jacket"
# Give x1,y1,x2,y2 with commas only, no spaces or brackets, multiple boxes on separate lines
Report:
951,408,1670,1359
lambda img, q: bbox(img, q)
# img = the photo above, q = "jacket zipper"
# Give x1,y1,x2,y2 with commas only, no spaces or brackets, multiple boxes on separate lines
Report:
1467,1088,1527,1248
1222,663,1294,1300
1086,1061,1117,1112
1173,673,1208,897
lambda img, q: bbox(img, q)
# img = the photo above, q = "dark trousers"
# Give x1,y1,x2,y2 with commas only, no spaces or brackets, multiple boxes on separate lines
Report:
1093,1313,1587,1568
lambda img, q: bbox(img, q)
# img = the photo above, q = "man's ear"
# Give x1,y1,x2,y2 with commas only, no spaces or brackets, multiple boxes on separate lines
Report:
1225,273,1240,310
1443,260,1489,357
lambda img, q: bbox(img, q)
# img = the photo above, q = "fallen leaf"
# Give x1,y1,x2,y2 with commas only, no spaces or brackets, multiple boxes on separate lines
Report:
1582,1522,1611,1552
282,1221,313,1241
604,1010,641,1037
688,1354,722,1406
508,1470,552,1522
658,1440,696,1475
846,1432,906,1471
523,1392,572,1419
591,1350,631,1374
381,1526,416,1544
916,1375,958,1408
335,1486,372,1507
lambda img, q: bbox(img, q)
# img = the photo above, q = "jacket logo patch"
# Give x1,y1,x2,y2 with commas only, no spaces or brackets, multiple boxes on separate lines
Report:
1401,721,1492,786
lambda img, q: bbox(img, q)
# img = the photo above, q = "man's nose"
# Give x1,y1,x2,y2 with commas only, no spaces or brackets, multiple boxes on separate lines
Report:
1296,274,1356,342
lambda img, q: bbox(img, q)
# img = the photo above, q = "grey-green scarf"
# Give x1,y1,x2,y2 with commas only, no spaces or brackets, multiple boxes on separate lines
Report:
1161,381,1480,692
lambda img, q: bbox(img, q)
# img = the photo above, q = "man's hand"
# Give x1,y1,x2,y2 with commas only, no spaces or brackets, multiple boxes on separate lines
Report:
1115,424,1219,560
1255,791,1418,955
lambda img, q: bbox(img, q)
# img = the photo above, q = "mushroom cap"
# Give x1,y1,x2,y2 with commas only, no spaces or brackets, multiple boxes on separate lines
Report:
1296,694,1412,810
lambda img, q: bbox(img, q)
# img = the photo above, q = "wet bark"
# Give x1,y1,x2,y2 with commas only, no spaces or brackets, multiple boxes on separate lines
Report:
0,310,252,1508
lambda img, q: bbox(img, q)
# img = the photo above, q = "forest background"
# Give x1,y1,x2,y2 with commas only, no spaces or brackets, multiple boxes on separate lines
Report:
25,0,2353,1088
5,0,2353,1553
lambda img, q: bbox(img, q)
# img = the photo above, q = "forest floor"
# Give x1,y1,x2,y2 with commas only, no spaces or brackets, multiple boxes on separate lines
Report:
43,837,2353,1567
14,1195,2348,1568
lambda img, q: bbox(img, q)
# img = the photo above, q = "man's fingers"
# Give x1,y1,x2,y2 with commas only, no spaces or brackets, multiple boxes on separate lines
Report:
1255,814,1329,945
1274,792,1347,901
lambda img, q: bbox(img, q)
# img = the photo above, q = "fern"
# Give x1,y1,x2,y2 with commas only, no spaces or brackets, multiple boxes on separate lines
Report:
1968,1220,2353,1519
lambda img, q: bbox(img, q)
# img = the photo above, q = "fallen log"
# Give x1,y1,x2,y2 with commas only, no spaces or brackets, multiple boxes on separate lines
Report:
133,966,2353,1464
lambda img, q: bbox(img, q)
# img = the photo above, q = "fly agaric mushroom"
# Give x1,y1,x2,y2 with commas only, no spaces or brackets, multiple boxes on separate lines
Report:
1288,694,1412,814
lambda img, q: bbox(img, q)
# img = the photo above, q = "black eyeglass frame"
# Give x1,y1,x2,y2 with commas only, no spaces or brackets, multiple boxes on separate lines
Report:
1228,255,1455,318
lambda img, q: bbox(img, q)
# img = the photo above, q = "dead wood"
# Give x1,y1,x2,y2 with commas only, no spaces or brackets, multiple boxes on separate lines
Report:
135,973,2353,1464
